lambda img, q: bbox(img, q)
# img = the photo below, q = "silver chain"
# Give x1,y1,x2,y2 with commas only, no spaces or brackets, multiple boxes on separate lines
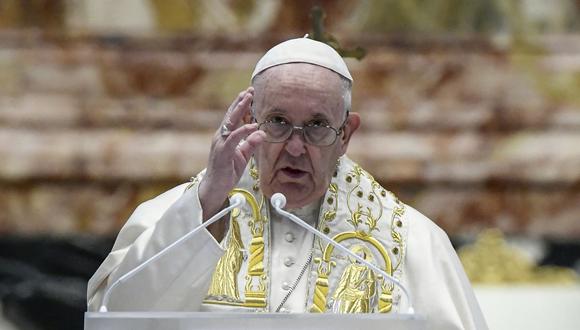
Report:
274,249,314,312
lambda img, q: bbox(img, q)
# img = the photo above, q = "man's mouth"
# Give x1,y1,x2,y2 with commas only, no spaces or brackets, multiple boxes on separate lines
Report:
280,167,308,179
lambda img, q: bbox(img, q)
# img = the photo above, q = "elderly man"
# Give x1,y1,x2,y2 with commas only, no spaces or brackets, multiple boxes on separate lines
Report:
88,38,487,329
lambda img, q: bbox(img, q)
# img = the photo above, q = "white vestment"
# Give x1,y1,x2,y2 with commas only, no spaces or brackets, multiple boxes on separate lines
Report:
87,156,487,330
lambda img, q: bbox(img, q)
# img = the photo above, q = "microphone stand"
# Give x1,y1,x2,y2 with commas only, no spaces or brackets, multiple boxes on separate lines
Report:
99,193,246,312
271,193,415,314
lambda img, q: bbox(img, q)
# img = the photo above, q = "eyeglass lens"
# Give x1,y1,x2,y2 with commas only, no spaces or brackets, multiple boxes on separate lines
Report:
259,122,336,146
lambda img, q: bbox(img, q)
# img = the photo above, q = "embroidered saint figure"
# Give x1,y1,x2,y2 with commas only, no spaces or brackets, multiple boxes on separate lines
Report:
207,217,244,300
332,245,377,313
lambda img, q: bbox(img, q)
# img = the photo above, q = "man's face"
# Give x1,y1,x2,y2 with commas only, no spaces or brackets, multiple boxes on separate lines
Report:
252,63,359,209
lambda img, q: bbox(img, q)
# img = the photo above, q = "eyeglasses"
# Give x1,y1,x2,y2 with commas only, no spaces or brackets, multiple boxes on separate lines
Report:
256,115,348,147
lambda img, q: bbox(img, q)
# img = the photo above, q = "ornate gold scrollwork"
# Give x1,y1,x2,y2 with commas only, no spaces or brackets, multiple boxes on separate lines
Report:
378,276,393,313
310,257,336,313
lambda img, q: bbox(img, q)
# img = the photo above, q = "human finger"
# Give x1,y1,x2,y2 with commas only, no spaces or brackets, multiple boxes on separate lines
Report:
236,130,266,163
226,90,247,114
219,91,246,135
224,87,254,120
219,91,254,139
225,91,253,130
222,123,259,153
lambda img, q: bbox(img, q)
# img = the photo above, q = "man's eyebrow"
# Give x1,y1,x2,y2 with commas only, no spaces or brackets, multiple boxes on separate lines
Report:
265,108,288,115
310,113,331,121
263,109,331,122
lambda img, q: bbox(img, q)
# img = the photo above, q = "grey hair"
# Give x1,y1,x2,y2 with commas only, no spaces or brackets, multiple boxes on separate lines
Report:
340,75,352,117
251,69,352,118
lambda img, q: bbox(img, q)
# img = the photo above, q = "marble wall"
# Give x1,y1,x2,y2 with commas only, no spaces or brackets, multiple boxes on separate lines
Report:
0,1,579,240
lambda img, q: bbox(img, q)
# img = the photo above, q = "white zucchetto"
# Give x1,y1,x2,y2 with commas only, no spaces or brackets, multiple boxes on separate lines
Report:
251,37,353,82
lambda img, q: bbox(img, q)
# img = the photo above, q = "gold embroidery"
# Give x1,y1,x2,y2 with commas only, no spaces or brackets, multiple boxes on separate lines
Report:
243,274,268,307
206,211,244,301
249,160,259,181
332,245,377,313
323,183,338,222
345,165,383,234
202,157,407,312
311,159,405,314
310,257,335,313
185,174,200,191
204,188,268,308
377,276,393,313
310,231,393,313
390,198,406,272
330,232,392,272
348,204,363,229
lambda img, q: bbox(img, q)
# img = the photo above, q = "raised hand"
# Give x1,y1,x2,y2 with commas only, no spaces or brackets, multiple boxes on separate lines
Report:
198,87,265,240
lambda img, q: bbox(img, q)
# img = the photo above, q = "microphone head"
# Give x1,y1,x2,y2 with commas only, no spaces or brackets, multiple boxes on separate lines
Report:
271,193,286,209
229,193,246,207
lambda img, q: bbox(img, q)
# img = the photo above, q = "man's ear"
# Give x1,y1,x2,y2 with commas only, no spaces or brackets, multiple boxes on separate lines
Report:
339,112,360,154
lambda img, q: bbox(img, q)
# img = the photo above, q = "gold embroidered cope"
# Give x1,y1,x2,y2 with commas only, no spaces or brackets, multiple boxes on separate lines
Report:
199,156,409,313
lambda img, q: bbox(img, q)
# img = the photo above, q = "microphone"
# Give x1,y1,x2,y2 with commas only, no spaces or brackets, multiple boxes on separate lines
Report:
270,193,415,314
98,192,246,312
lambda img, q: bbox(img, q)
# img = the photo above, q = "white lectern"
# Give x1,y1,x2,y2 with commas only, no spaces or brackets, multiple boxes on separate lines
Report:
85,312,426,330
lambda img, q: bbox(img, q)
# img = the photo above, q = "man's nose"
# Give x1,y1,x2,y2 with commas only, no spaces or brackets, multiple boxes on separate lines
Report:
284,129,307,157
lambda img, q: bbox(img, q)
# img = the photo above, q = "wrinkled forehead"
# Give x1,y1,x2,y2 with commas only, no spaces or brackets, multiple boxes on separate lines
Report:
252,63,345,120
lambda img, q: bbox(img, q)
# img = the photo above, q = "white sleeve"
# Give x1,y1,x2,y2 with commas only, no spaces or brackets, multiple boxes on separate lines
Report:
401,206,488,330
87,181,224,311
